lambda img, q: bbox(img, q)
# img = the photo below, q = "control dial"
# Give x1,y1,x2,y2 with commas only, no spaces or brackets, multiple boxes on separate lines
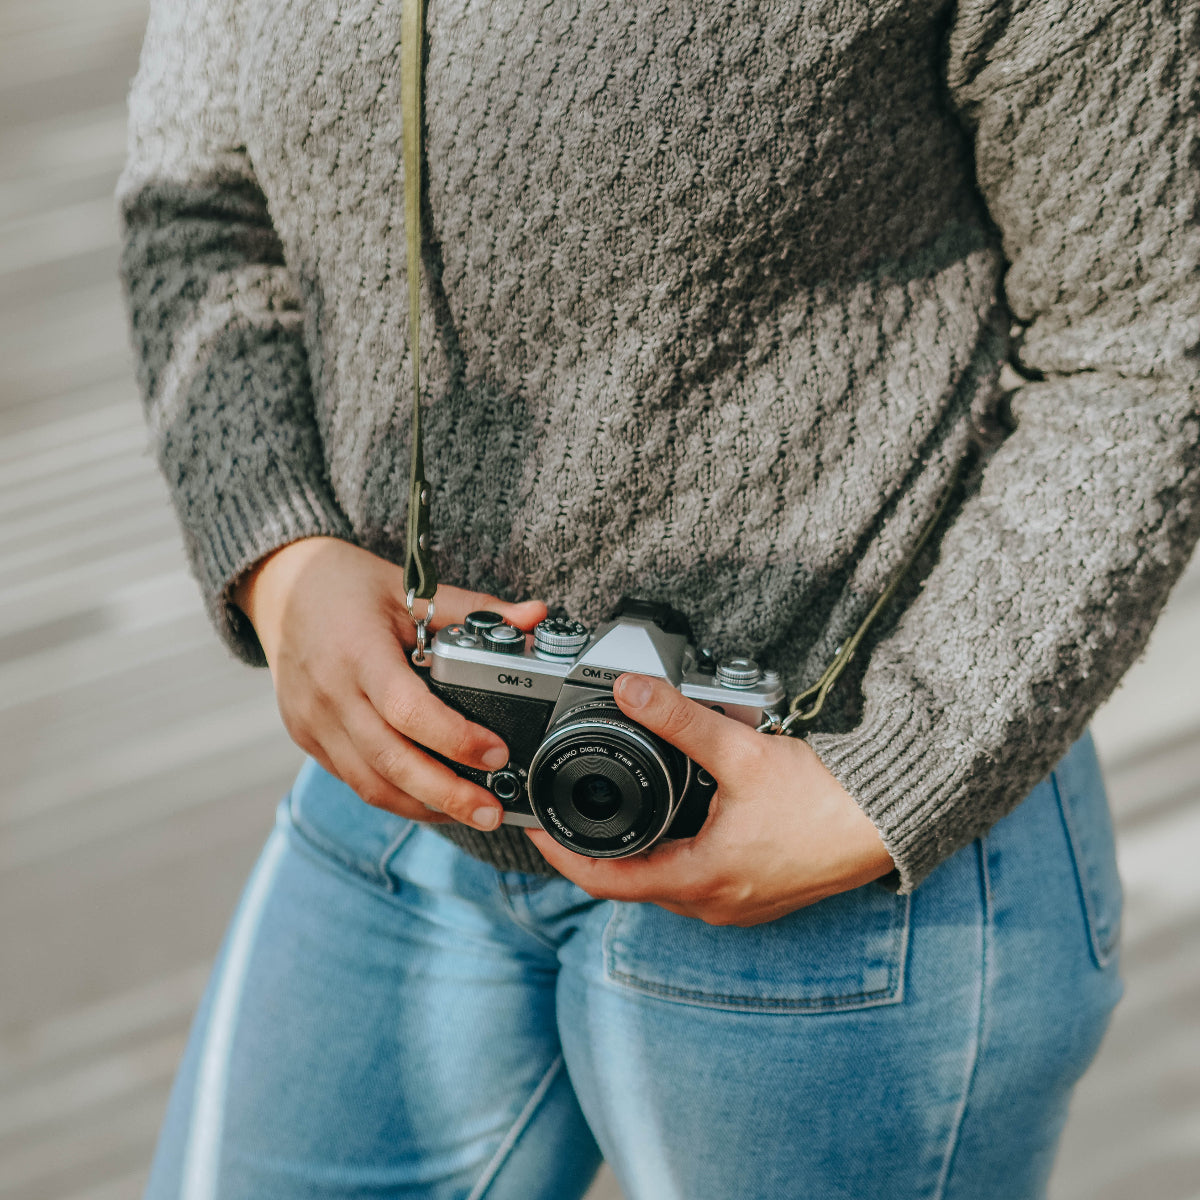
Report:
465,610,505,635
533,616,591,658
715,655,762,689
482,624,525,654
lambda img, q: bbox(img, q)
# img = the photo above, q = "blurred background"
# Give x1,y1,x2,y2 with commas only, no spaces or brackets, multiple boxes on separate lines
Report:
1,2,1198,1198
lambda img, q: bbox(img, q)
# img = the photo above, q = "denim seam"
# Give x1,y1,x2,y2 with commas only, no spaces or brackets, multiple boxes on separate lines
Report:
284,809,420,911
377,821,419,893
466,1054,565,1200
602,893,911,1012
933,837,991,1200
1051,769,1118,968
285,792,395,888
498,873,554,897
496,883,562,952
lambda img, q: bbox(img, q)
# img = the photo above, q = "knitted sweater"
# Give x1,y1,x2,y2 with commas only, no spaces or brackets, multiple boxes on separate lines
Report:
118,0,1200,891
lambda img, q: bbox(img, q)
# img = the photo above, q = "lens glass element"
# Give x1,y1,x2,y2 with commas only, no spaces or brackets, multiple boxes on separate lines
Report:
571,773,623,822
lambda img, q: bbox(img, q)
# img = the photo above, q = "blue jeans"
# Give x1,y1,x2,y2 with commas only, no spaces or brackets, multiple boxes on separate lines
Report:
146,734,1122,1200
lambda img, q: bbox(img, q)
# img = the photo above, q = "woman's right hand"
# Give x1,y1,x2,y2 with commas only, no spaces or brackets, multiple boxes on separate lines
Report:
234,537,548,831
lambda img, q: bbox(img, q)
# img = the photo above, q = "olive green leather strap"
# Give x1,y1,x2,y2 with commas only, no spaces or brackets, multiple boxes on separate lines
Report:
772,459,965,736
402,0,436,602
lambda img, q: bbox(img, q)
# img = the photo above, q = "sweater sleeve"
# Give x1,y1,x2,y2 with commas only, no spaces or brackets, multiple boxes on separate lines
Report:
117,0,352,665
806,0,1200,891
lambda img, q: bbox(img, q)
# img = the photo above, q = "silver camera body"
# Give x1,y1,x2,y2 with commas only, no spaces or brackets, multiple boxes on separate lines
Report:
426,599,785,857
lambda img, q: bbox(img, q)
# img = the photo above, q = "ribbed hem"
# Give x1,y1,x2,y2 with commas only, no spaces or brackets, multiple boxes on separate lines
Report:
194,468,353,666
806,689,977,893
430,822,559,876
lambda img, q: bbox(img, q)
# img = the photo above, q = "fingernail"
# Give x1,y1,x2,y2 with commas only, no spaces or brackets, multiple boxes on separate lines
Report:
619,675,652,708
472,806,501,831
482,745,508,770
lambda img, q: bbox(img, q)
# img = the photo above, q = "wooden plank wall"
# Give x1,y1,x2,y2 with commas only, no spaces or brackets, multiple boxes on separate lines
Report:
1,3,1197,1198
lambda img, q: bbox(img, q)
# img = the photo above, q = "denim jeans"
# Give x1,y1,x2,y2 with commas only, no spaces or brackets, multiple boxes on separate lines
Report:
146,734,1123,1200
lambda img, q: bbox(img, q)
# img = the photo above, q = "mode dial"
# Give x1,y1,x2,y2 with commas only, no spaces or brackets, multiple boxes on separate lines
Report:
715,655,762,689
533,616,591,658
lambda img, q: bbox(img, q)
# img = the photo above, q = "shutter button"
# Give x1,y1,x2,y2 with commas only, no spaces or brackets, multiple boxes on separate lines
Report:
482,625,525,654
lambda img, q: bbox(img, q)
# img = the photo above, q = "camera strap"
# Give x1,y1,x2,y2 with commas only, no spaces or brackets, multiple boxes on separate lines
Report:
402,0,437,639
400,0,961,726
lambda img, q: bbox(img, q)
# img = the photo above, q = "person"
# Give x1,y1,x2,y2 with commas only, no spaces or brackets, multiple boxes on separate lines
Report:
118,0,1199,1196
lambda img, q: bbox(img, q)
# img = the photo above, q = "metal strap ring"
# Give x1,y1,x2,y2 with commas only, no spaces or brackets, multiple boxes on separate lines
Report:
406,588,436,667
405,588,436,626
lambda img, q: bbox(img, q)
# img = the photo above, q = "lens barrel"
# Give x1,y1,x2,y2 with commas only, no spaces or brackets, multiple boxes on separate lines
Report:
527,702,689,857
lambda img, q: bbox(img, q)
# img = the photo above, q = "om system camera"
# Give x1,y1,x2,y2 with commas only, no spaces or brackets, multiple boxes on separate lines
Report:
426,599,784,858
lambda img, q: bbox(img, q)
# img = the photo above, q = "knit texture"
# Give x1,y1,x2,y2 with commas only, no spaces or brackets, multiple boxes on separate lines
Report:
119,0,1200,890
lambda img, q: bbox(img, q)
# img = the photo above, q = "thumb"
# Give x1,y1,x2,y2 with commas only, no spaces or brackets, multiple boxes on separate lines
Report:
612,673,753,775
429,586,548,633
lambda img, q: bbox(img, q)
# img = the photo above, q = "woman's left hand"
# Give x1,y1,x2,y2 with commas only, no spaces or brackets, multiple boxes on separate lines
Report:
526,673,896,927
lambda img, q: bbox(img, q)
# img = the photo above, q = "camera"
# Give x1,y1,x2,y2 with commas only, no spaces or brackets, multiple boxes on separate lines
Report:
425,598,785,857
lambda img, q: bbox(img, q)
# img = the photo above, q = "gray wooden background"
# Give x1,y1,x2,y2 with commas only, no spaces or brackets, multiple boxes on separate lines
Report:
2,2,1197,1197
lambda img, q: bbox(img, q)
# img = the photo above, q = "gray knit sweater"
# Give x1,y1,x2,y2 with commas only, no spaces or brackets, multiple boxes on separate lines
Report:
119,0,1200,891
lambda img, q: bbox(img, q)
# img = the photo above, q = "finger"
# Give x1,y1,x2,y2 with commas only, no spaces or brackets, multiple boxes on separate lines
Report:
526,827,704,903
359,641,512,772
317,729,454,824
430,588,548,633
612,673,760,776
343,697,504,831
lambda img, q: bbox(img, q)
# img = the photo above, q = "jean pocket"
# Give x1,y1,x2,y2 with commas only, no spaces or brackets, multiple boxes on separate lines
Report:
603,883,910,1013
286,758,417,891
1052,732,1123,968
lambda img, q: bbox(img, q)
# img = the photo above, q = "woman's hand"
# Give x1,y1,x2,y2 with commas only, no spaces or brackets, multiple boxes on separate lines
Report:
527,673,895,926
235,537,547,830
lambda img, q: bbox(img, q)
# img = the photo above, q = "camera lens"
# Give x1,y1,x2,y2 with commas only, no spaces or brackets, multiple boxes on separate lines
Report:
527,701,690,857
571,774,623,822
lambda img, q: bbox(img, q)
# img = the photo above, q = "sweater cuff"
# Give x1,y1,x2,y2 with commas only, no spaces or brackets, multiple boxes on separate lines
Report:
192,468,352,666
806,691,976,893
